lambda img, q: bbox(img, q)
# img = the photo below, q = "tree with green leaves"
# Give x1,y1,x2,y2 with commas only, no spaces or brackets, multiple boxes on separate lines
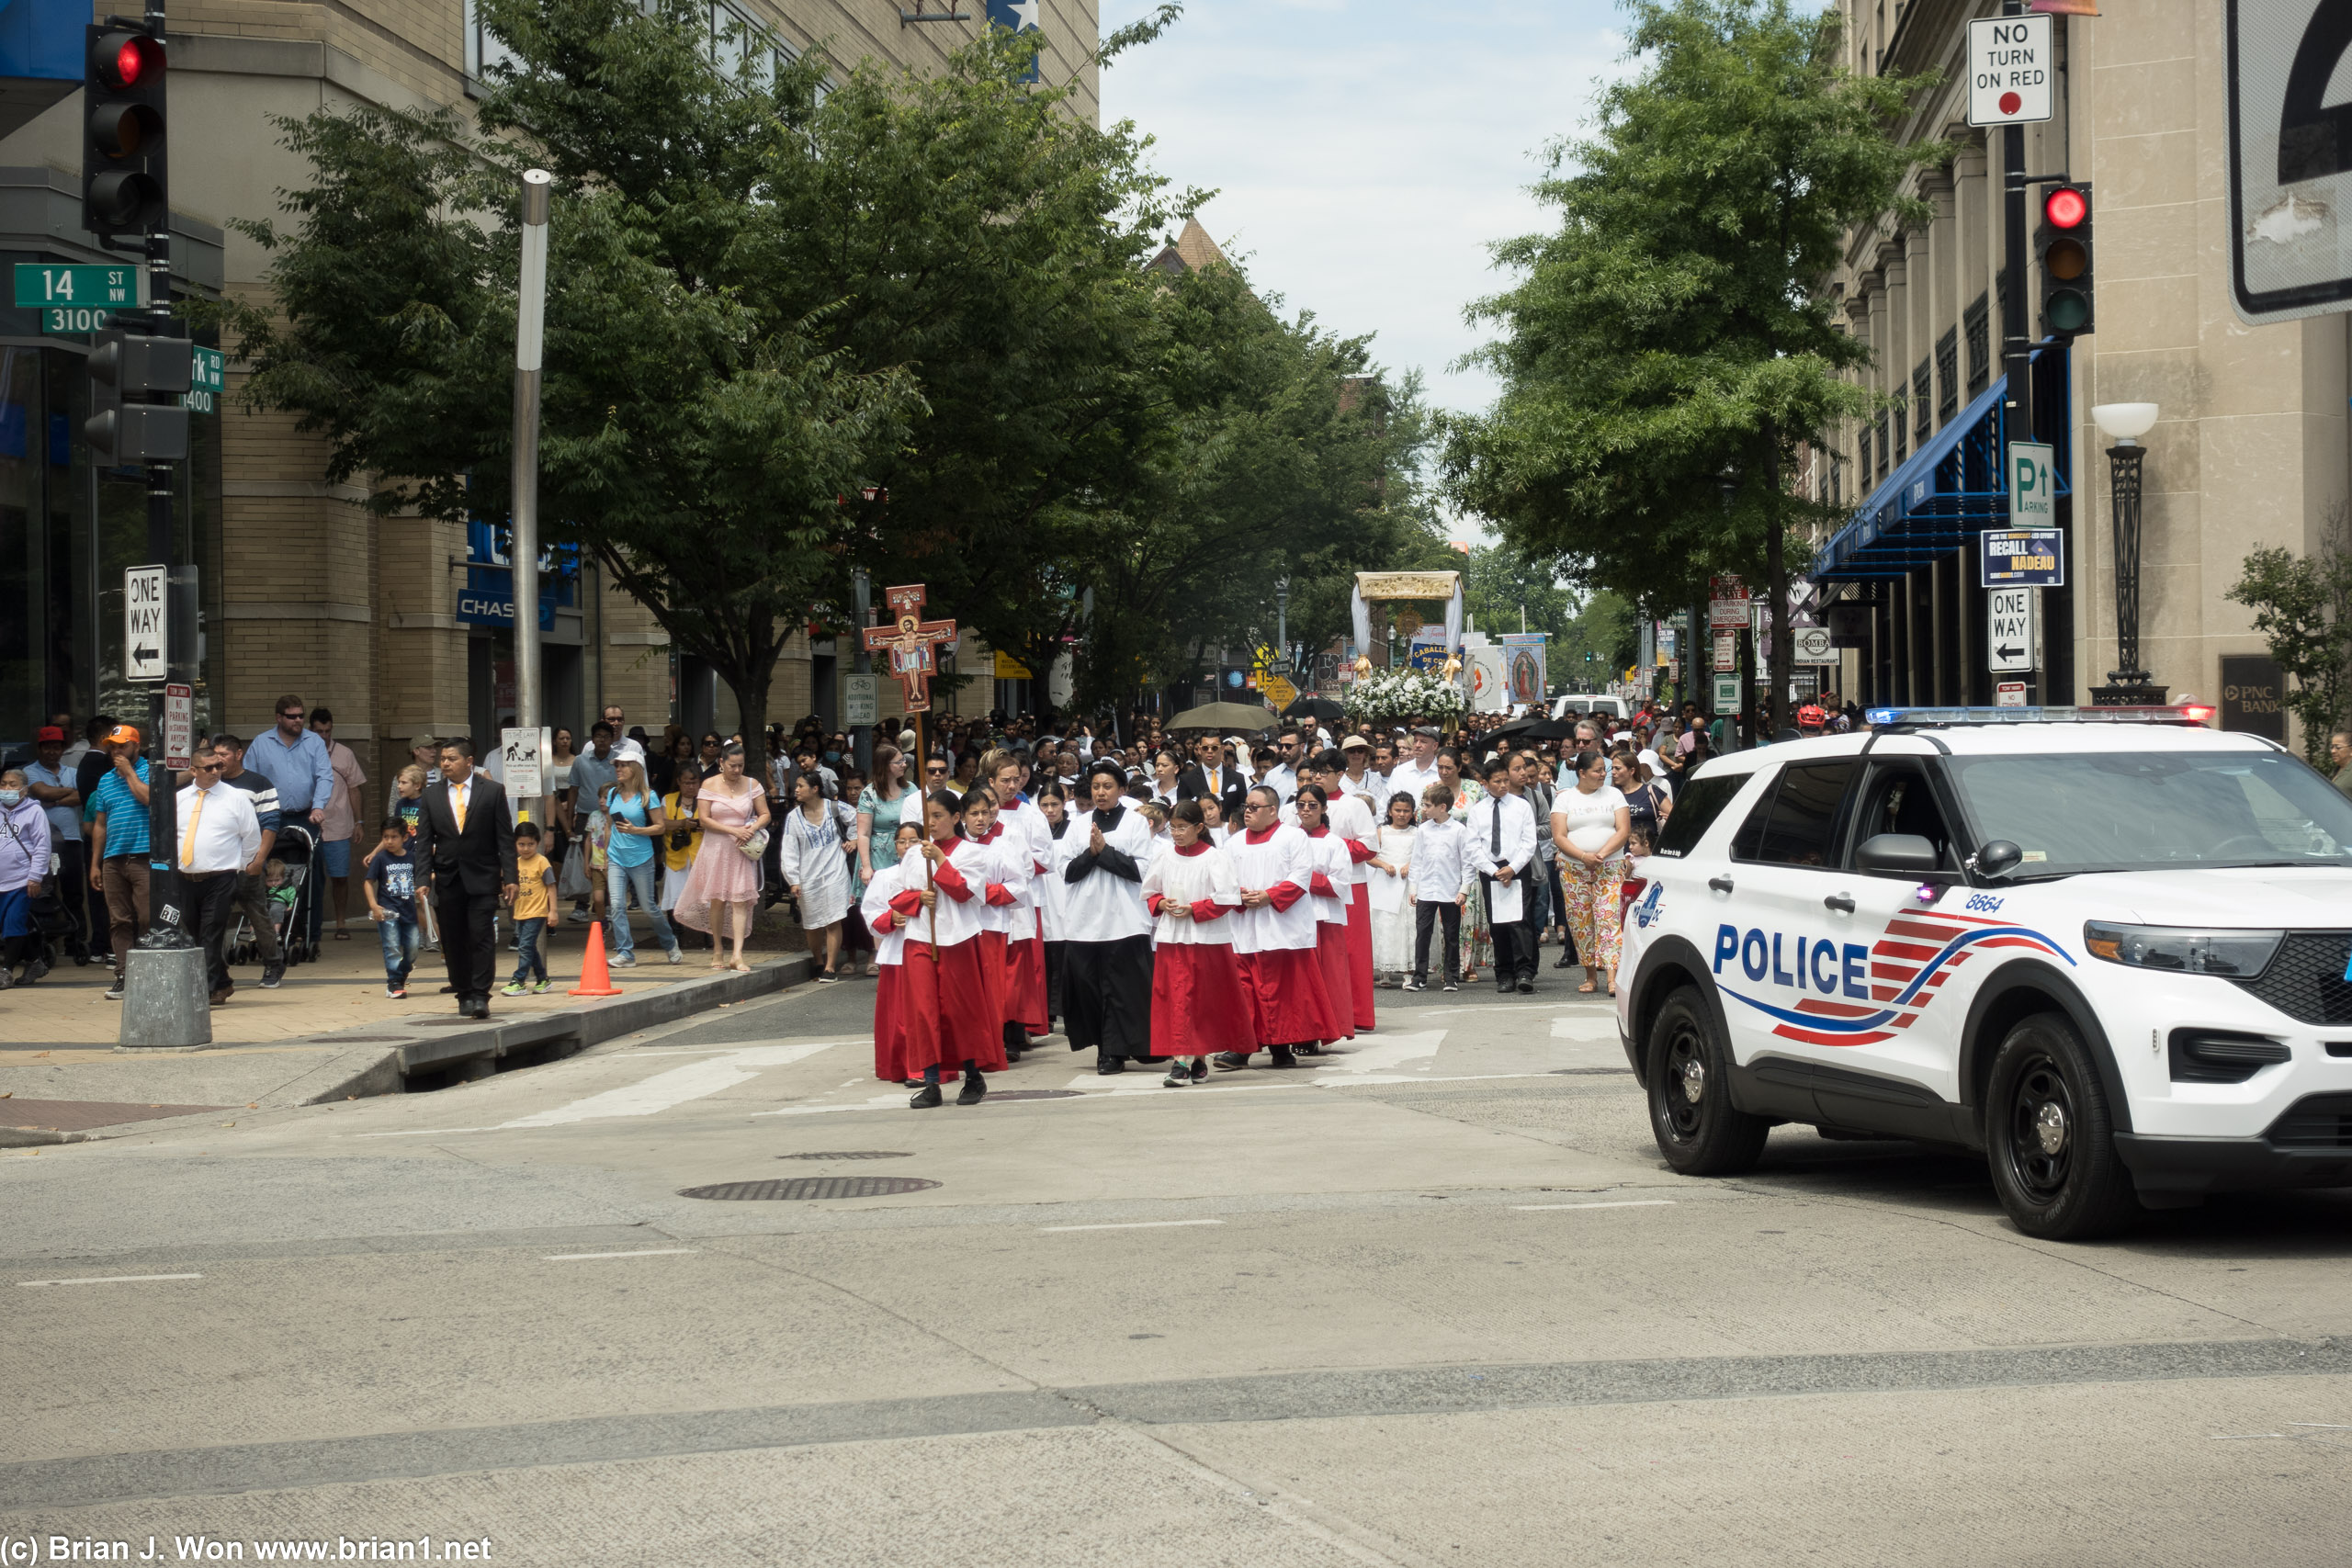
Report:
220,1,1179,781
1443,0,1939,734
2228,519,2352,766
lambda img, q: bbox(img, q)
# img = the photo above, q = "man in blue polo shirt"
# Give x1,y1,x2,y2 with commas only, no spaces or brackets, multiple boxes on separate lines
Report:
85,723,153,1000
244,693,334,946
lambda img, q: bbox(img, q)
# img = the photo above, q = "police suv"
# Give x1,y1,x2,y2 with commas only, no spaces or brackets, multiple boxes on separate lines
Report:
1616,705,2352,1239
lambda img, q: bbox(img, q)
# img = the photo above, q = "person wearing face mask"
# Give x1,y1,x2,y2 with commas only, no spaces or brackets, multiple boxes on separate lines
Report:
21,727,87,967
0,769,51,988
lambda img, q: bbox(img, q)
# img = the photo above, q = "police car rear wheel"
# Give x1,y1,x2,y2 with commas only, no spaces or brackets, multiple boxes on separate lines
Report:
1985,1013,2136,1240
1647,988,1768,1175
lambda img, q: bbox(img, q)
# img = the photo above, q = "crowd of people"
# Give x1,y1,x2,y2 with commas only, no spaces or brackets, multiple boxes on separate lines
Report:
843,694,1751,1108
0,687,1805,1038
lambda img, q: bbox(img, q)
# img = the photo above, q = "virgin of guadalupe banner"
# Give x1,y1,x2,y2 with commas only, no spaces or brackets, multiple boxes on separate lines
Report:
1500,633,1548,706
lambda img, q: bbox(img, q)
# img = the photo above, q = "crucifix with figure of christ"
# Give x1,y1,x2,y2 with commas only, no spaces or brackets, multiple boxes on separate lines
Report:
862,582,956,715
861,582,957,960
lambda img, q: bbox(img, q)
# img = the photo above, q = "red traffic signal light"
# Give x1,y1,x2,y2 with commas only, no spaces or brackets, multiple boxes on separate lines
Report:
2036,183,2094,339
91,31,163,90
2043,186,2087,230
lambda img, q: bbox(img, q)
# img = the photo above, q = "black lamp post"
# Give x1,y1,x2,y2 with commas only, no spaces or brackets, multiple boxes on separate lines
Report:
2090,402,2163,705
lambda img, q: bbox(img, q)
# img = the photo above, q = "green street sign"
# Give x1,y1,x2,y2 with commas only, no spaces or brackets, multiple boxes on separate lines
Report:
15,263,138,310
184,345,225,412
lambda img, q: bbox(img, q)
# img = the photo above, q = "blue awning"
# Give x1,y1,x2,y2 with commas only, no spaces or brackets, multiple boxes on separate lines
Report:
1810,358,2071,581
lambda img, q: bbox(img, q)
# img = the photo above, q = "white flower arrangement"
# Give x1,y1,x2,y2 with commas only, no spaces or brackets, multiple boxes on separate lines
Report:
1341,666,1469,724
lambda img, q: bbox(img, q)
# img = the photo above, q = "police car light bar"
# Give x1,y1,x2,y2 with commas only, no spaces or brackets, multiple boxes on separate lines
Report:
1864,705,2217,728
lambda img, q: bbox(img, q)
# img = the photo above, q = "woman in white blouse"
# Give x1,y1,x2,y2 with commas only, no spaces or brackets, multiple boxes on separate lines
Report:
1549,748,1632,997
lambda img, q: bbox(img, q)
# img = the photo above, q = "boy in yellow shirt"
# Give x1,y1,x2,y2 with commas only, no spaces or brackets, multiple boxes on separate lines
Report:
503,821,559,996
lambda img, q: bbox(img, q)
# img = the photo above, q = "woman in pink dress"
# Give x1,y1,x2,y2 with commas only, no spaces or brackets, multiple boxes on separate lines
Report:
673,741,772,971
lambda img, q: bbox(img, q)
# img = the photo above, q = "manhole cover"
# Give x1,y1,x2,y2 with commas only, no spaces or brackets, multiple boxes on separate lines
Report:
680,1177,941,1201
982,1089,1082,1102
777,1150,914,1161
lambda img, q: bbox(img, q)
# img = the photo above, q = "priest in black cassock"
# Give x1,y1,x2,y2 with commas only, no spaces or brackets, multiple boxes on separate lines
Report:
1060,761,1158,1075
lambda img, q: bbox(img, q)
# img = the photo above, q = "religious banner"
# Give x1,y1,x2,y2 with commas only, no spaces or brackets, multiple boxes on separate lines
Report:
862,582,956,714
1499,633,1548,707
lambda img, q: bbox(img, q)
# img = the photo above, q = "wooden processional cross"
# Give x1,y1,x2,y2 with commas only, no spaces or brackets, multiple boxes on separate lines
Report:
860,582,957,960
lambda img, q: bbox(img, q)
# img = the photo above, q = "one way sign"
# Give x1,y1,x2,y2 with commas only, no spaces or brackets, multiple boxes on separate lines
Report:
124,564,167,682
1987,587,2037,673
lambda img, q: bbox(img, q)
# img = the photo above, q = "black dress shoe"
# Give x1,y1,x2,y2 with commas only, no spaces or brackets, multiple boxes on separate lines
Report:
909,1083,944,1109
1268,1048,1302,1068
956,1071,988,1106
1498,980,1516,994
1518,977,1536,993
1213,1052,1252,1072
1552,953,1577,969
470,1001,490,1020
1096,1056,1128,1076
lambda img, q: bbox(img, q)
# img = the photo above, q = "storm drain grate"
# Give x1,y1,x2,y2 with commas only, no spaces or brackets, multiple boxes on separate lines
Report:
981,1089,1083,1102
776,1151,914,1161
680,1176,941,1201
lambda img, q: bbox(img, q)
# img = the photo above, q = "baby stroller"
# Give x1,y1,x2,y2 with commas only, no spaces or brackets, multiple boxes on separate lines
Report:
229,819,318,966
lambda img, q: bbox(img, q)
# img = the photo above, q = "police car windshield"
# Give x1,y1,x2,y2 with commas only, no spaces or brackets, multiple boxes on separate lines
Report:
1946,751,2352,875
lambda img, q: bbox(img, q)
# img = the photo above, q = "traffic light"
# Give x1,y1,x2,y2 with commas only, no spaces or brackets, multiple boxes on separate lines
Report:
2037,183,2093,340
85,328,191,464
83,23,167,237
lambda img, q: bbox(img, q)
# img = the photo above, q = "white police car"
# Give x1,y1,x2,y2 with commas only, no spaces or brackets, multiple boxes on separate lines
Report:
1616,705,2352,1239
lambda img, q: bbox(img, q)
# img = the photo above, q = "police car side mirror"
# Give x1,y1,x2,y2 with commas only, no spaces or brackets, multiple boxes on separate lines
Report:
1856,833,1941,876
1973,840,2024,879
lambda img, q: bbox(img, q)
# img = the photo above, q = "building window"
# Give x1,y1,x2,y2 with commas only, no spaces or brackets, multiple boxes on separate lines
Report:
1963,293,1989,397
1935,328,1959,423
1876,412,1891,479
1913,359,1931,442
1858,423,1871,485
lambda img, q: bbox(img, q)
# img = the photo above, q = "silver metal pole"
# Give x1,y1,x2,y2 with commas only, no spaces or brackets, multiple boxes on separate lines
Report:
512,168,552,818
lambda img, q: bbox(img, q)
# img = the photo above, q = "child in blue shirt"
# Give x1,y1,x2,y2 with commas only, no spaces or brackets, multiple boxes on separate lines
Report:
363,816,422,998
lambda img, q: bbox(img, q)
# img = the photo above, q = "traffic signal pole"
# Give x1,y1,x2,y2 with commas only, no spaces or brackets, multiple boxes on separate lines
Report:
1998,0,2035,706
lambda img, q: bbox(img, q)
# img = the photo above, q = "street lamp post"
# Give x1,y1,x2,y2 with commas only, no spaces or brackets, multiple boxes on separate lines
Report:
2091,402,2162,704
511,168,553,820
1274,577,1290,672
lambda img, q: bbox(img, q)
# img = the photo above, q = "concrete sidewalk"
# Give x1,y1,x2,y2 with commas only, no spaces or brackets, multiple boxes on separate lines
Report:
2,911,824,1145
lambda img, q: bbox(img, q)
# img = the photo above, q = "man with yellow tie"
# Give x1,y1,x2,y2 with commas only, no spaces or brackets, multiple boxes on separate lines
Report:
413,737,518,1019
175,754,264,1007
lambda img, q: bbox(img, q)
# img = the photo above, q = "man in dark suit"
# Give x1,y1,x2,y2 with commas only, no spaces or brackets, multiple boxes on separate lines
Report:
413,737,517,1019
1175,734,1247,820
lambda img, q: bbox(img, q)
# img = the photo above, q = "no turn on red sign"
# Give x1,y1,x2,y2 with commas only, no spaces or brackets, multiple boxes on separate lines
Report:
1967,15,2053,127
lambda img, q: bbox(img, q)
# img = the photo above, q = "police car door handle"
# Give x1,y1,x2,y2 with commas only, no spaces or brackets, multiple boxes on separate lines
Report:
1708,875,1735,895
1824,892,1857,914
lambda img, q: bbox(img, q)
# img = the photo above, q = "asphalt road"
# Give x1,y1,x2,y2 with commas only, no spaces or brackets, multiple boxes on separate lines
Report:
6,975,2349,1566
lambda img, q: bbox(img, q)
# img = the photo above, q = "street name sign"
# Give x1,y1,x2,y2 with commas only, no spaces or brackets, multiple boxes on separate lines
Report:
2226,0,2352,324
1792,626,1837,664
15,263,138,333
124,563,166,681
1981,526,2066,588
1987,587,2038,672
185,346,224,412
163,683,195,769
1966,15,2053,127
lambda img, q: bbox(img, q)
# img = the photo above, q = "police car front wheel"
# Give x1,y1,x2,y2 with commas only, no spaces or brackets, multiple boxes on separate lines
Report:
1984,1013,2138,1241
1646,988,1768,1176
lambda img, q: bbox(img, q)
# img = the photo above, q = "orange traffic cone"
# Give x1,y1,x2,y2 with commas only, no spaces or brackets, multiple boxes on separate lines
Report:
571,919,622,997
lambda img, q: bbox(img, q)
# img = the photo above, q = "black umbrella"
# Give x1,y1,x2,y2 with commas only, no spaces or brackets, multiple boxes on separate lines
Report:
1283,694,1346,722
1487,715,1580,743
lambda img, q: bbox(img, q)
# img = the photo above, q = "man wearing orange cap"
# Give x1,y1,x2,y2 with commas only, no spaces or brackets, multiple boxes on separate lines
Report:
85,724,153,1000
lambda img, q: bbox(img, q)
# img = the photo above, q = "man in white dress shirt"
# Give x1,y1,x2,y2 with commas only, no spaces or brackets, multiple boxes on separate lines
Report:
1385,727,1444,810
175,754,264,1006
1465,754,1540,994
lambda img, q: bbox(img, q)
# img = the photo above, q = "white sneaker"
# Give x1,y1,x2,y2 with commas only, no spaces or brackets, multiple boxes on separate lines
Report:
665,948,684,965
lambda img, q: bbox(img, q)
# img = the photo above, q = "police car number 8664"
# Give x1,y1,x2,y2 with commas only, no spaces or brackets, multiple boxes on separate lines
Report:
1615,705,2352,1239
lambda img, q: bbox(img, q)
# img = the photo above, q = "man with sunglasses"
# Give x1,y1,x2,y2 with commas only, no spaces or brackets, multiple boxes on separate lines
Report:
175,751,263,1006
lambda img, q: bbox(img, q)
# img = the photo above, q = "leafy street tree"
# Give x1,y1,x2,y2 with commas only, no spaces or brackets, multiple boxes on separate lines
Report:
220,2,1174,780
1064,260,1441,712
1443,0,1939,733
2228,525,2352,766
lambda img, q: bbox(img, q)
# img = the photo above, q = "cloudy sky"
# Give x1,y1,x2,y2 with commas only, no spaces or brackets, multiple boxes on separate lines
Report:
1097,0,1633,423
